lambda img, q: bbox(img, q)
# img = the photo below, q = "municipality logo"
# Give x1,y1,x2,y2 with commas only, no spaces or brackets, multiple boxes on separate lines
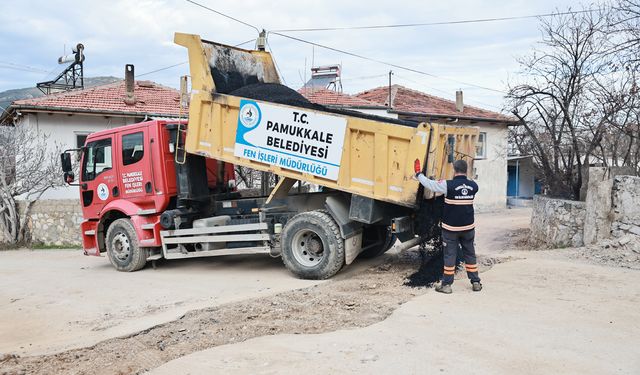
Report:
239,102,260,128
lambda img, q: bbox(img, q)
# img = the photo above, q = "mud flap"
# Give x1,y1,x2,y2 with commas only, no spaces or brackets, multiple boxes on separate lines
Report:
344,231,363,265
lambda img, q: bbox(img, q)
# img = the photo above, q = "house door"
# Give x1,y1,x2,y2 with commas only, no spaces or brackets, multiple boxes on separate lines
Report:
507,165,518,197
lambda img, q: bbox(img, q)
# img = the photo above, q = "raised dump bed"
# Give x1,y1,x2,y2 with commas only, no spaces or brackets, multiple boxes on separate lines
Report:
175,33,478,208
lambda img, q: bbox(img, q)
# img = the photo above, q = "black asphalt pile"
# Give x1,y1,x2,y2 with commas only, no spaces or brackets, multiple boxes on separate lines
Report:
230,83,324,110
228,83,417,127
404,249,444,288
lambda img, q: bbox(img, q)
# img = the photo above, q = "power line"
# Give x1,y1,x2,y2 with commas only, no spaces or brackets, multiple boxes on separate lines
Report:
394,73,504,111
270,31,506,94
0,61,50,74
266,39,287,85
180,1,506,93
234,38,257,48
341,73,388,81
138,62,188,77
184,0,260,33
137,39,257,78
272,8,604,32
0,65,43,73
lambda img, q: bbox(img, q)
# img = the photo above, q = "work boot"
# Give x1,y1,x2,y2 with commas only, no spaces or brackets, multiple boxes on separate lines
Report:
472,282,483,292
435,283,452,294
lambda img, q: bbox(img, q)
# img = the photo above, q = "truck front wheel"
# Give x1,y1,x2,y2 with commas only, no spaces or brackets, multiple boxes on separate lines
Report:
281,210,345,280
106,218,147,272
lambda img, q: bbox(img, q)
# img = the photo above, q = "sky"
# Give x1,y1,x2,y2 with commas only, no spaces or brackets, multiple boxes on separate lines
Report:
0,0,586,112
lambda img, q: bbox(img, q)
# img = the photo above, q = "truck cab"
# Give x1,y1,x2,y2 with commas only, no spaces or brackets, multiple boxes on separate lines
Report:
67,119,234,261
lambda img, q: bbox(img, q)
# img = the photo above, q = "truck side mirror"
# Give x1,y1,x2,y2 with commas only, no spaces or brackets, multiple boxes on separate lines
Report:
60,152,72,172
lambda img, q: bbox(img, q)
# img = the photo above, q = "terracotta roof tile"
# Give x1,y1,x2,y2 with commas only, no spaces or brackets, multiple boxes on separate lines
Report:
355,85,515,123
12,80,182,117
298,87,384,108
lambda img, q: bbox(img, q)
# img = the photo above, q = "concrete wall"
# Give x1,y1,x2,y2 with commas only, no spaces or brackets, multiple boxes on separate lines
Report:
21,112,139,199
530,195,586,248
473,124,508,211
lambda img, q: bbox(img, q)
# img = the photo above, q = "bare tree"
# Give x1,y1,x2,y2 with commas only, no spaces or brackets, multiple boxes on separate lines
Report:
0,125,62,244
611,0,640,64
507,3,639,199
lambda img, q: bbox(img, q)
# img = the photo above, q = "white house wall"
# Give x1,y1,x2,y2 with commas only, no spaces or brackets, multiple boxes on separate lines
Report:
21,112,138,199
473,124,508,211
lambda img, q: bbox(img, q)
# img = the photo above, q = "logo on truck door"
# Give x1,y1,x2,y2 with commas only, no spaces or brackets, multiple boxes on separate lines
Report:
234,99,347,181
97,183,109,201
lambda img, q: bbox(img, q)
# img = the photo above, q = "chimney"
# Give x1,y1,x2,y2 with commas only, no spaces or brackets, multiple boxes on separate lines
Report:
455,90,464,113
124,64,136,105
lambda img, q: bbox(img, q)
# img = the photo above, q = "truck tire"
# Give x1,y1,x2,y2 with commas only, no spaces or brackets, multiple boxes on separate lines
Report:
359,226,396,259
281,210,345,280
105,218,147,272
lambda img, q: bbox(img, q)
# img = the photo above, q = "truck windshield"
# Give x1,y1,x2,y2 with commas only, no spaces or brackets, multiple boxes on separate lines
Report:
82,138,112,181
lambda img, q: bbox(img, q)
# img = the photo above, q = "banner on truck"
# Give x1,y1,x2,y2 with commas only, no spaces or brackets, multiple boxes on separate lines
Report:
234,99,347,181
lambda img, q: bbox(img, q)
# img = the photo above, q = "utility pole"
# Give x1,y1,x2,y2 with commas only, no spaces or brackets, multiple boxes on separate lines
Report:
388,70,394,109
256,30,267,51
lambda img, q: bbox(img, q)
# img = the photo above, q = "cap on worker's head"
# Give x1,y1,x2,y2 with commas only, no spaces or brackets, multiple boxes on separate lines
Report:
453,159,468,174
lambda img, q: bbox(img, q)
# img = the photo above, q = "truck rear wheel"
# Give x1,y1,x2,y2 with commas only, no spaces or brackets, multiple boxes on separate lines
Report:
106,218,147,272
281,210,345,280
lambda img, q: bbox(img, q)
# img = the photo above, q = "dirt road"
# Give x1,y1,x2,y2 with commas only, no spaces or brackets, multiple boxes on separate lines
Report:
0,250,359,355
154,252,640,375
2,207,639,374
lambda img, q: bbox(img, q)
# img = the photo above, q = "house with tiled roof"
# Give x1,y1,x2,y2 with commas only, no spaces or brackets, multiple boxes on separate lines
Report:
300,84,518,211
0,72,182,199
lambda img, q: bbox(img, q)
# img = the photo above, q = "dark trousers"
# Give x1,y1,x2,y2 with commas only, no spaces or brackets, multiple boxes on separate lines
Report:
442,229,480,285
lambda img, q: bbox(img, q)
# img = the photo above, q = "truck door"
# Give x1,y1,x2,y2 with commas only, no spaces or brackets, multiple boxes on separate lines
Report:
80,135,117,218
117,127,153,199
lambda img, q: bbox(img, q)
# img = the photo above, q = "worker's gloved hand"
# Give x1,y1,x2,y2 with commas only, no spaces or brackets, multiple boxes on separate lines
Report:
414,159,422,178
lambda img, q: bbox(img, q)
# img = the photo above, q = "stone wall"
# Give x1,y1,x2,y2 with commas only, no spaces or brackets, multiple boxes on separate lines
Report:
530,195,586,248
532,169,640,249
611,175,640,238
583,167,614,245
0,199,82,247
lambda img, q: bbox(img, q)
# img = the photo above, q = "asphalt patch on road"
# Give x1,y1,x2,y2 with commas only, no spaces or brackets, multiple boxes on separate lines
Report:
404,249,444,288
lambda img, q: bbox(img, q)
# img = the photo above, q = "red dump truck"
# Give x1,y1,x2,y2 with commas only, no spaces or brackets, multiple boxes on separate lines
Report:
60,33,478,279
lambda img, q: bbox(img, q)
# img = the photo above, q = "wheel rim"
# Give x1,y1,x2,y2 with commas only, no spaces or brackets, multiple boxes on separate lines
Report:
111,232,131,262
291,229,325,267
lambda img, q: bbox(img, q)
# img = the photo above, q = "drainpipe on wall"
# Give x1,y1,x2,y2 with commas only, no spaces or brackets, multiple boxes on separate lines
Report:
515,159,520,198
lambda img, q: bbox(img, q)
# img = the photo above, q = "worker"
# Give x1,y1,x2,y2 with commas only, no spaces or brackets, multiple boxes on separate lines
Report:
414,159,482,294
